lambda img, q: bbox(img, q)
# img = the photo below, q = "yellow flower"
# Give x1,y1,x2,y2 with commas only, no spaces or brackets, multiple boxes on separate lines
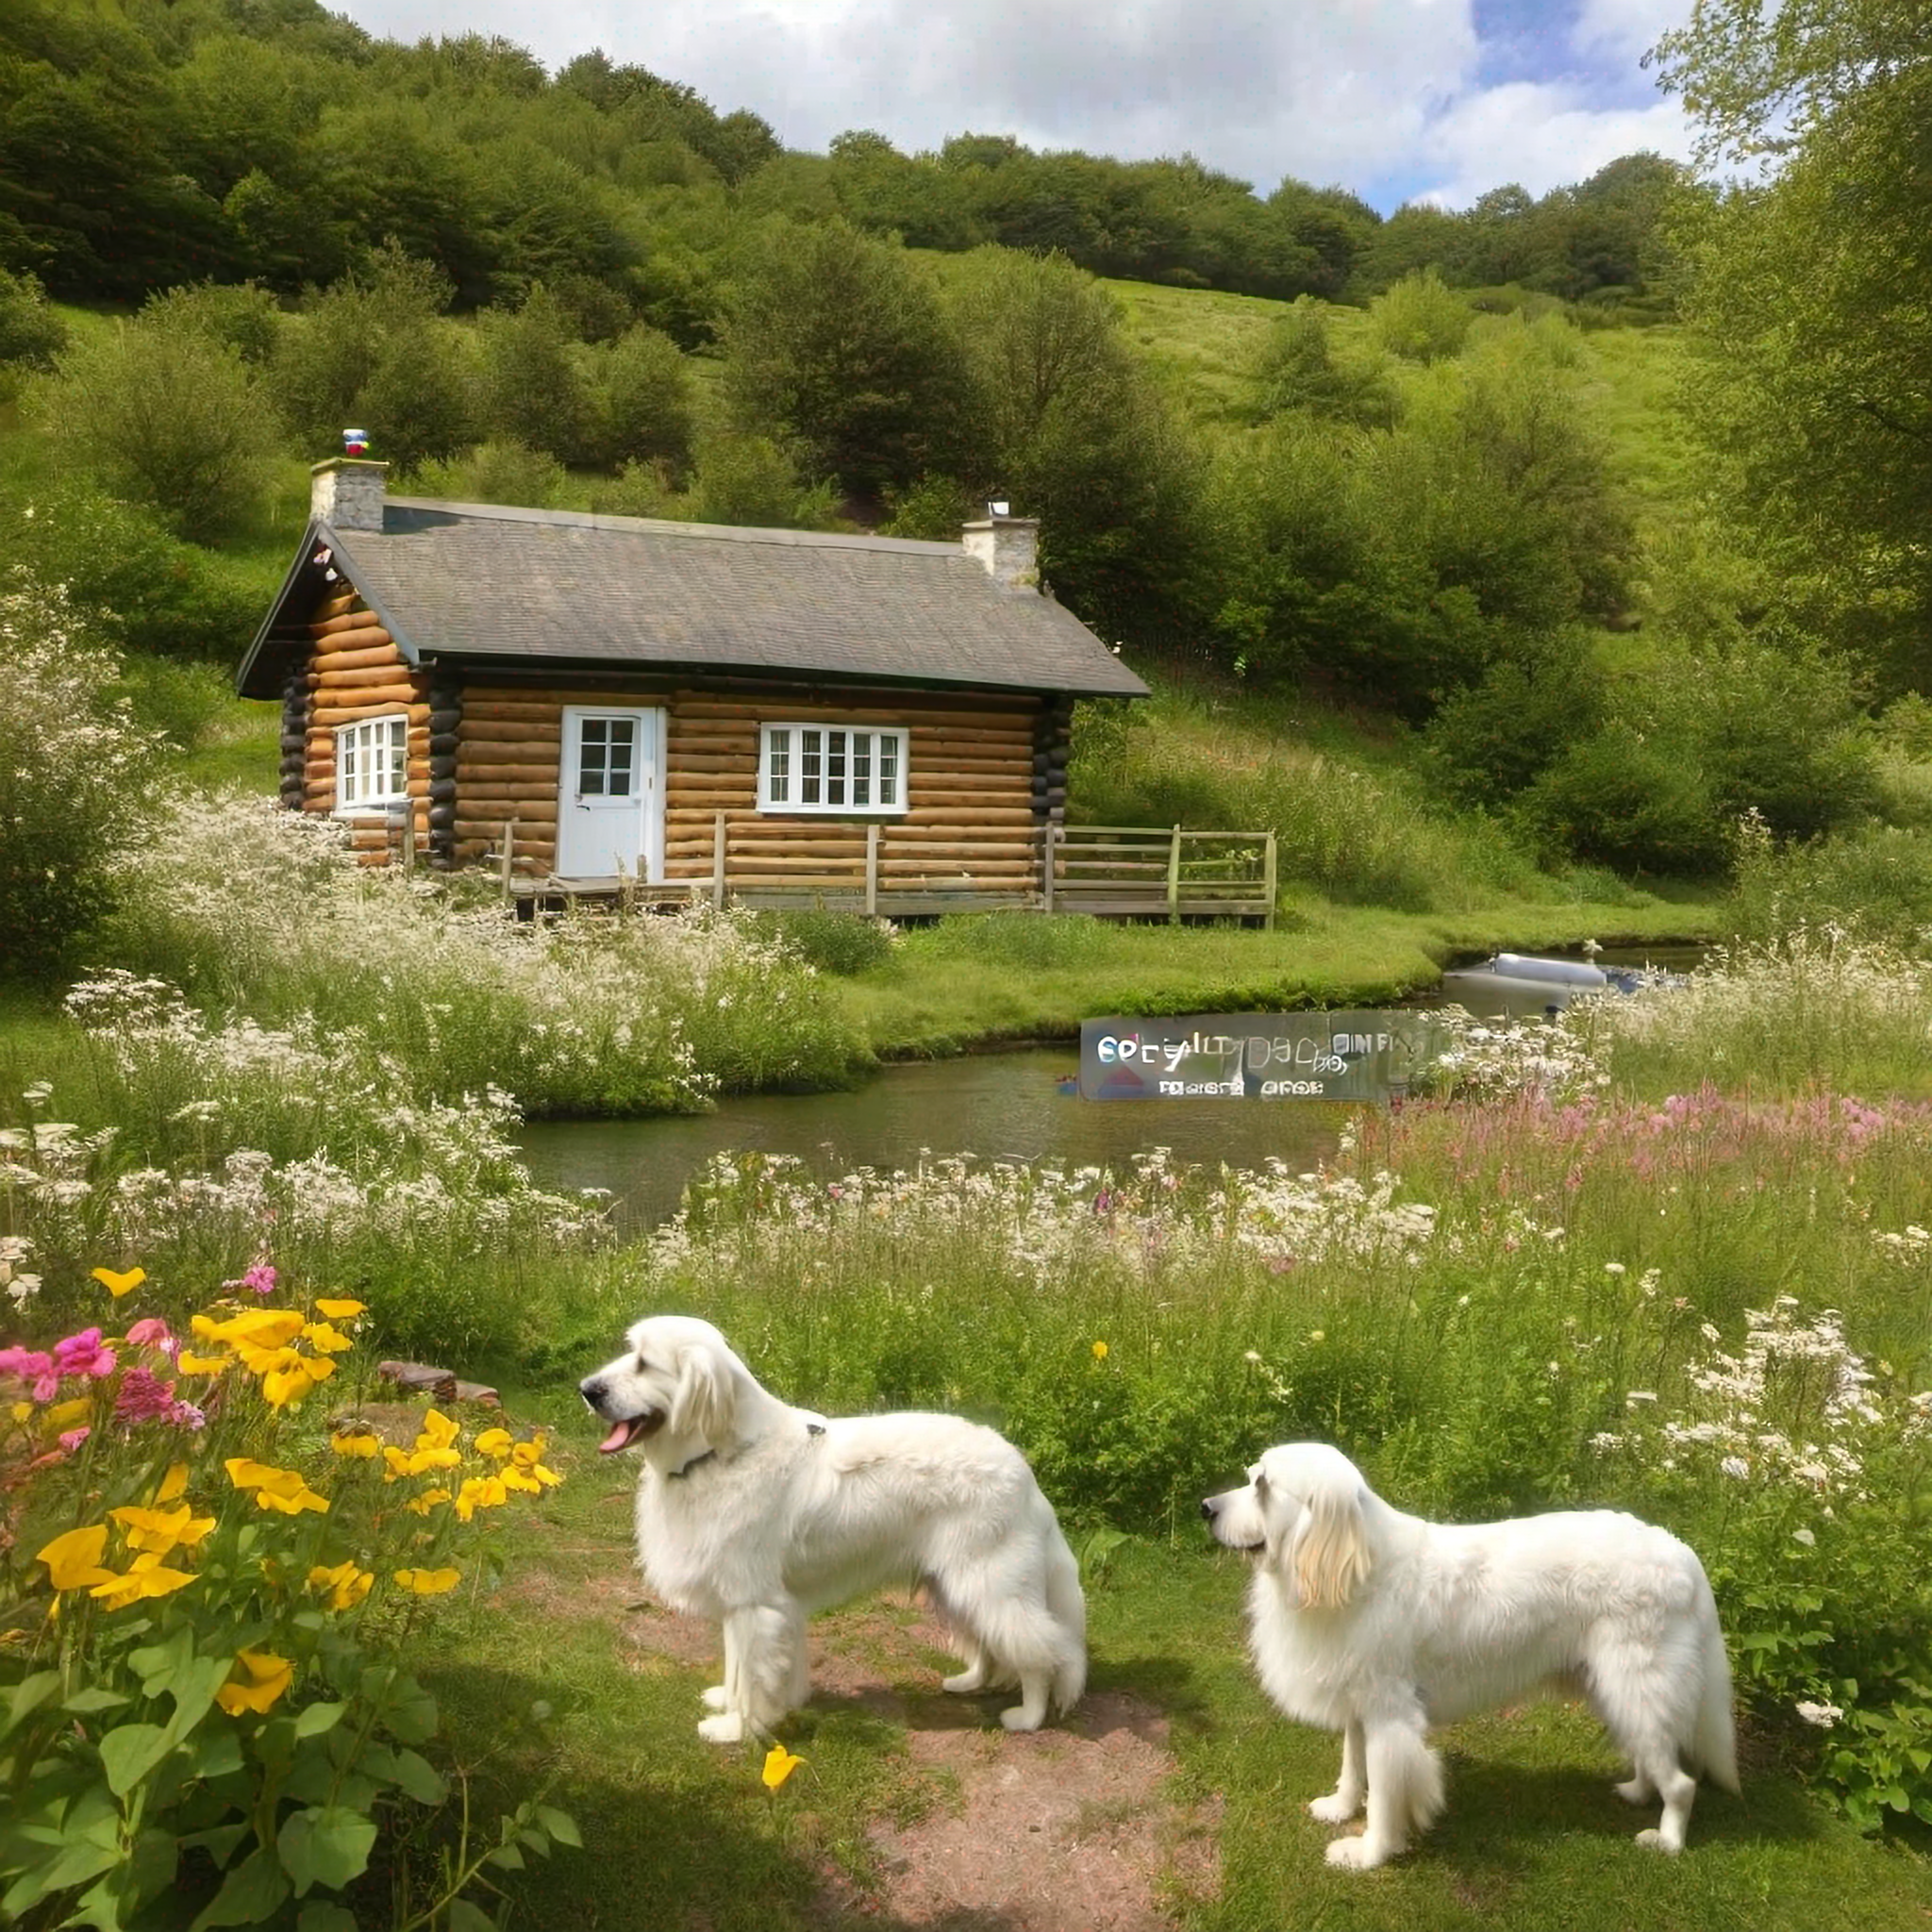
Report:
215,1650,292,1716
10,1401,31,1424
109,1503,216,1557
453,1474,508,1523
90,1555,199,1611
473,1427,515,1461
414,1409,460,1454
307,1560,375,1612
1091,1341,1109,1361
761,1745,806,1790
500,1437,562,1494
155,1461,190,1503
314,1298,366,1320
404,1487,452,1516
175,1351,232,1377
393,1567,460,1596
42,1397,92,1434
92,1266,146,1299
37,1524,114,1591
261,1357,335,1409
301,1321,354,1356
225,1457,329,1516
329,1425,381,1458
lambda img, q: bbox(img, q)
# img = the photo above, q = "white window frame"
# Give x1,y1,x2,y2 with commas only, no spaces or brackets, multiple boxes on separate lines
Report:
758,722,908,815
334,714,409,813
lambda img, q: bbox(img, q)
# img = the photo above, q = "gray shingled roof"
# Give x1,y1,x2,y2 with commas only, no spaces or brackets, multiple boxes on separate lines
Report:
238,497,1149,700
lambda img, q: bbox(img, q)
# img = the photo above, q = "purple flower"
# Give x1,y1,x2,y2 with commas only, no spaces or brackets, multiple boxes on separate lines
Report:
54,1328,117,1380
113,1367,177,1424
167,1400,208,1431
0,1345,58,1403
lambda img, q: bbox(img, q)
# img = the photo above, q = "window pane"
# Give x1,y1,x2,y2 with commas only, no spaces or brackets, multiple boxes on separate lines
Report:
801,728,822,806
825,730,847,807
606,719,636,797
878,734,898,807
767,728,790,804
384,719,406,796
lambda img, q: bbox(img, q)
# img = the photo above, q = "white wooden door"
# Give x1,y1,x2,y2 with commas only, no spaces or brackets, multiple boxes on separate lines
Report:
556,707,662,880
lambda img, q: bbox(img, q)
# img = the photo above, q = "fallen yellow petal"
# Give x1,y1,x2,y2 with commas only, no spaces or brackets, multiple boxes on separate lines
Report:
761,1745,806,1790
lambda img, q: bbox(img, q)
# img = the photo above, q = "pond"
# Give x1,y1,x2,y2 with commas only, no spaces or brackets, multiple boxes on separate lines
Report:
517,1046,1357,1229
516,942,1704,1228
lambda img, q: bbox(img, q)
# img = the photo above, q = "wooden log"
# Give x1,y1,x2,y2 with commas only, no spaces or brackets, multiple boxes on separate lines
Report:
453,763,559,787
312,656,408,685
311,698,427,725
696,838,867,859
455,699,567,724
308,677,420,705
466,689,669,709
456,742,565,767
666,752,758,774
454,802,559,825
457,720,562,746
310,612,391,642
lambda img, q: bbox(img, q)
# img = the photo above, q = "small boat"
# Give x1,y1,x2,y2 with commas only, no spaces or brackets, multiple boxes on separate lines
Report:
1440,951,1683,1016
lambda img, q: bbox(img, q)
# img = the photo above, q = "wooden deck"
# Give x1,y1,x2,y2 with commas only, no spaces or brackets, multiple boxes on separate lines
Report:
480,819,1277,924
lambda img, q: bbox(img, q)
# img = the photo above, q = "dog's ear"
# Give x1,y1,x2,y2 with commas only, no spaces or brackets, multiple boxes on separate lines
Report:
1290,1464,1372,1609
668,1336,734,1442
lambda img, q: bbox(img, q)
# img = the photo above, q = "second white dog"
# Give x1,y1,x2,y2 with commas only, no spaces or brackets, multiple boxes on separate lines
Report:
1204,1442,1739,1868
580,1315,1087,1741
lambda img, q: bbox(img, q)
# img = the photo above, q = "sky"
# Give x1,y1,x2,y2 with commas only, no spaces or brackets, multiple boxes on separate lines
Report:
334,0,1700,212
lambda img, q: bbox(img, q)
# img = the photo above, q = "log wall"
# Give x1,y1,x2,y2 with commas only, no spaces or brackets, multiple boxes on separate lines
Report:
297,591,430,865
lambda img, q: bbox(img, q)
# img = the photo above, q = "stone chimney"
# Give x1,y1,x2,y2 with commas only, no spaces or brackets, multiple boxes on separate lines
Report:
310,458,389,534
961,503,1040,591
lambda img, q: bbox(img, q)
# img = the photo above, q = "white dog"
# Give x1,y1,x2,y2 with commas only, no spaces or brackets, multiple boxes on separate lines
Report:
1203,1443,1739,1869
580,1315,1087,1742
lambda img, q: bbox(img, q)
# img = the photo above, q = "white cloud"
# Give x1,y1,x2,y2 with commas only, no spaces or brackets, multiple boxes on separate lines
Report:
335,0,1700,209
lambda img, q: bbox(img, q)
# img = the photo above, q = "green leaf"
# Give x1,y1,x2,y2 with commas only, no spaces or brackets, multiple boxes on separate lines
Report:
277,1805,377,1897
191,1726,245,1781
293,1700,346,1740
535,1806,581,1849
162,1655,236,1740
99,1722,175,1798
445,1899,497,1932
3,1671,61,1738
297,1904,360,1931
483,1840,525,1872
61,1688,132,1719
389,1748,447,1807
179,1822,252,1868
3,1842,120,1916
191,1845,290,1930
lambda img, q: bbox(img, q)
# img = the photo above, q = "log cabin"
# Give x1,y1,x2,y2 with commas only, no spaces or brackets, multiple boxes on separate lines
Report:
237,458,1150,911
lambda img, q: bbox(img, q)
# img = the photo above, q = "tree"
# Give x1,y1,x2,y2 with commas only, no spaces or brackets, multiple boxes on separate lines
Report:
1652,1,1932,688
720,218,966,502
1367,268,1473,362
47,308,279,541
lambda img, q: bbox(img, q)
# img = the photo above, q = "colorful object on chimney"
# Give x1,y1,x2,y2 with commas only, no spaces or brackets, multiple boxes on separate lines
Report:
342,428,370,457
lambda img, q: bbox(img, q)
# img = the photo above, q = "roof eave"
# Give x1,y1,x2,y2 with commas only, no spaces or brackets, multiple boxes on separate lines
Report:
233,520,424,699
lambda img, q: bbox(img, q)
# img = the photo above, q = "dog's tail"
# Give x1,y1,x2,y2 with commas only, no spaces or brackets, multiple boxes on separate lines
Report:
1692,1574,1741,1795
1046,1523,1087,1715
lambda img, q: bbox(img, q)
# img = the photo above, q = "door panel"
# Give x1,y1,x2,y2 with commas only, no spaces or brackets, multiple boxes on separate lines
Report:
556,707,662,879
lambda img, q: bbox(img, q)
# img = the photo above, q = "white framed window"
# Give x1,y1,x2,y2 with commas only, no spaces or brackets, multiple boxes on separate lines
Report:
335,714,408,811
758,723,908,814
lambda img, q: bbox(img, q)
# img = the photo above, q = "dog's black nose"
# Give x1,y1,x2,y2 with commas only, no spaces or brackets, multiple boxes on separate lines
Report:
1200,1498,1218,1520
579,1376,606,1407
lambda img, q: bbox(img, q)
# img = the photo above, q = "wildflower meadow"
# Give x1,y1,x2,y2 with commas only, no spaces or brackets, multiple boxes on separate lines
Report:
5,926,1932,1926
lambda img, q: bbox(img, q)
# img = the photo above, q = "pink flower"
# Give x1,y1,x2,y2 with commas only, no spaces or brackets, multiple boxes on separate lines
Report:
113,1368,178,1424
58,1426,90,1455
0,1345,58,1403
223,1262,278,1297
168,1400,207,1431
54,1328,117,1379
125,1317,176,1357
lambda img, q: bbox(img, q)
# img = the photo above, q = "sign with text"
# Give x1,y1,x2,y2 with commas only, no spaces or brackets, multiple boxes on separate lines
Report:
1077,1011,1446,1103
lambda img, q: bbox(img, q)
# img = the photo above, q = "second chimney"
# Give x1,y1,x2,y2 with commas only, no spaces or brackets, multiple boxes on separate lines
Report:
310,457,389,534
962,506,1040,591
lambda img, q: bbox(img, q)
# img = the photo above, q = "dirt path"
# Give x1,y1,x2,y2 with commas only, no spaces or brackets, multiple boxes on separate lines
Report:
617,1591,1220,1931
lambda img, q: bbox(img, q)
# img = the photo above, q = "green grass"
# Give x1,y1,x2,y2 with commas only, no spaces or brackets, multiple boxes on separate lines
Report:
425,1456,1931,1932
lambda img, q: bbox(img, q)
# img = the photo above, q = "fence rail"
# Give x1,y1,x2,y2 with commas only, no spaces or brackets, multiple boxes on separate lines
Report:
490,815,1277,924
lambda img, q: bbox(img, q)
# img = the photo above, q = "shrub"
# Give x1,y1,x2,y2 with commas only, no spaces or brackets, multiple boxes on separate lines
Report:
750,910,897,976
0,267,66,369
1367,267,1473,362
0,586,160,979
43,317,279,542
1422,631,1607,808
408,440,567,509
0,1277,576,1928
1729,819,1932,944
581,324,693,476
1515,723,1724,874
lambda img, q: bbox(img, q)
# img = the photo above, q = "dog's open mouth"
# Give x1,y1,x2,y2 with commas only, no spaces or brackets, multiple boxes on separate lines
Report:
595,1410,664,1454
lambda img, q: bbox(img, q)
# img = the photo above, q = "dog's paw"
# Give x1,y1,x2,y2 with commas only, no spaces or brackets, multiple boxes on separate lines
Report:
1634,1828,1682,1856
700,1685,729,1712
697,1712,747,1744
998,1705,1045,1732
942,1668,988,1694
1324,1835,1394,1871
1308,1791,1362,1824
1615,1775,1655,1807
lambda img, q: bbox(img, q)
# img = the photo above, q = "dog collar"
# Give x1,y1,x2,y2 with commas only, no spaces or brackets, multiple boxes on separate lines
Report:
667,1449,716,1479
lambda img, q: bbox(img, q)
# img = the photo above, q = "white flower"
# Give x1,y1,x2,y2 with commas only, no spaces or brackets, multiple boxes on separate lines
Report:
1720,1456,1750,1479
1603,1261,1626,1275
1795,1700,1842,1729
1791,1527,1816,1546
1625,1390,1657,1406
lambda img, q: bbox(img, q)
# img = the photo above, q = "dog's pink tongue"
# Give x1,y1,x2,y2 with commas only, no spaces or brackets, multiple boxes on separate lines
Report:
597,1420,634,1455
